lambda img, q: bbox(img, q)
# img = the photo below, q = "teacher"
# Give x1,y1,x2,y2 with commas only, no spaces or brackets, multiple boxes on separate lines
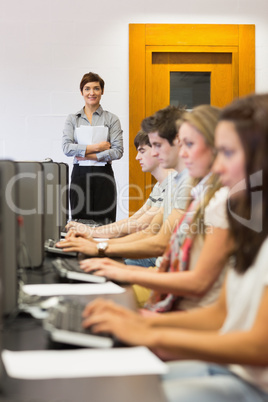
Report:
62,72,123,224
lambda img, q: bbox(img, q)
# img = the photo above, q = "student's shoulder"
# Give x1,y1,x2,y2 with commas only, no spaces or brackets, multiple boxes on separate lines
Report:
207,187,229,209
204,187,229,228
174,169,190,184
148,181,161,196
171,170,191,198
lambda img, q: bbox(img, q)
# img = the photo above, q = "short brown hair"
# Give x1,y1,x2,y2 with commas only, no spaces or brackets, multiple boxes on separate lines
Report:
80,72,105,93
134,130,151,149
141,105,185,145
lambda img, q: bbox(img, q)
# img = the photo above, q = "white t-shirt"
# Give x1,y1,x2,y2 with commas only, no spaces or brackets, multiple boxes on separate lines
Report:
220,237,268,393
179,186,230,311
145,171,177,210
154,169,190,268
162,169,190,221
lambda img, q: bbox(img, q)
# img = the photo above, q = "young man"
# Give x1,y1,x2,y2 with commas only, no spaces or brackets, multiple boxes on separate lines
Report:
57,105,190,261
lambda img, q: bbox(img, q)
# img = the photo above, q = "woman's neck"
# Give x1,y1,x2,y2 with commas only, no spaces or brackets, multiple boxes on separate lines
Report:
84,104,100,123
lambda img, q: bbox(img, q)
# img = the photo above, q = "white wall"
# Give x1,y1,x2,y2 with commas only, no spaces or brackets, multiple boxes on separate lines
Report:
1,0,268,220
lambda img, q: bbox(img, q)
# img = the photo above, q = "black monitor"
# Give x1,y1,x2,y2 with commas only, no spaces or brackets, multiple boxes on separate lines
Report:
58,162,69,229
0,168,3,387
0,160,19,315
16,162,45,269
42,161,61,241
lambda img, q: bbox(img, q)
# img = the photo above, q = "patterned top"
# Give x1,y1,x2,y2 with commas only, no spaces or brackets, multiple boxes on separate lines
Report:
145,175,230,313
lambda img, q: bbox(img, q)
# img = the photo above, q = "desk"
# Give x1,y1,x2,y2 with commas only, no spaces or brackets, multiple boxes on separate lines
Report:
1,257,167,402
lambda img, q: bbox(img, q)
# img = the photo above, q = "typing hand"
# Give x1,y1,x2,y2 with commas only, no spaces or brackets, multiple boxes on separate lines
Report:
82,298,151,346
55,237,98,256
79,258,130,282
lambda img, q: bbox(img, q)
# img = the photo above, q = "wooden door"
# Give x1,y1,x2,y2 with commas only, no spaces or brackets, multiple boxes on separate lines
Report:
146,51,237,117
129,24,255,214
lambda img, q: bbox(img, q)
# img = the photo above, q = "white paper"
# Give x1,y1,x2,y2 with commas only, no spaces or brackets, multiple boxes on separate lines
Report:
22,282,125,296
2,347,168,379
76,125,108,166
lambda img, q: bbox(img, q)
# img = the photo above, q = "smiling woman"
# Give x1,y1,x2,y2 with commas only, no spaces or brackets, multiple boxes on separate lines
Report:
179,122,215,179
62,72,124,224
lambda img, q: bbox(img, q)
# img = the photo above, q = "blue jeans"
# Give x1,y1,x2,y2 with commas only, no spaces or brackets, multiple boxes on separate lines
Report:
162,361,268,402
124,257,157,268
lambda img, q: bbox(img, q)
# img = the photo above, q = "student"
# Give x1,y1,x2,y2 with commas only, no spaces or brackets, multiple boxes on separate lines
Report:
62,72,123,224
82,94,268,402
58,105,189,260
66,130,175,242
79,105,232,312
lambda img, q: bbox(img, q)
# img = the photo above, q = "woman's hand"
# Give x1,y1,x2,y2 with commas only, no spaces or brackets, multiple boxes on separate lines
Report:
96,141,111,152
84,141,110,156
82,298,153,346
55,237,98,256
79,258,132,282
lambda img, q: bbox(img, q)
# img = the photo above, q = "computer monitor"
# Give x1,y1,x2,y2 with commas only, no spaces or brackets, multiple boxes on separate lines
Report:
16,161,45,268
0,160,18,315
42,161,61,240
0,168,3,386
58,162,69,229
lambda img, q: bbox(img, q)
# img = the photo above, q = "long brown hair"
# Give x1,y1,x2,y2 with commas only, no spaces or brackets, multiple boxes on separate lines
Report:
219,93,268,273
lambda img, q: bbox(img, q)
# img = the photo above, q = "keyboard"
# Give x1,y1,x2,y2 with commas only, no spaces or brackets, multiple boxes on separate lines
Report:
43,298,114,348
44,239,77,257
52,257,106,283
